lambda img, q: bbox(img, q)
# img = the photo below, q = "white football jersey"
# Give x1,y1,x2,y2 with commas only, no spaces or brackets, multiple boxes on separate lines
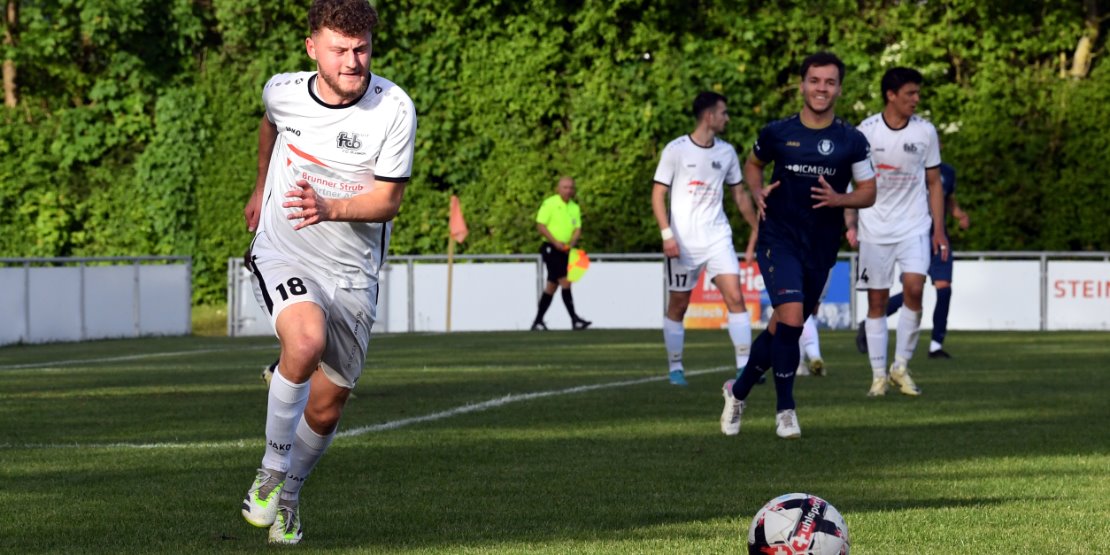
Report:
257,71,416,289
856,113,940,244
653,135,742,250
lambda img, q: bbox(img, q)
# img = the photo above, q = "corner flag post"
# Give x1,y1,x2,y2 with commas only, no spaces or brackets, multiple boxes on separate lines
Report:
446,195,468,332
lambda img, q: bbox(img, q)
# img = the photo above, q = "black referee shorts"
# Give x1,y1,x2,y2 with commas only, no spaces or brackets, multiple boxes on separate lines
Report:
540,242,569,283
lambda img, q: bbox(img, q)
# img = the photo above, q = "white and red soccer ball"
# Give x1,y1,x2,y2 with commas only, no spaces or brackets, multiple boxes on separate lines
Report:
748,493,850,555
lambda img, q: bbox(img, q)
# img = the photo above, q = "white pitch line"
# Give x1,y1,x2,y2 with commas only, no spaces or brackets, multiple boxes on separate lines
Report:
2,366,732,451
0,344,279,370
337,366,730,438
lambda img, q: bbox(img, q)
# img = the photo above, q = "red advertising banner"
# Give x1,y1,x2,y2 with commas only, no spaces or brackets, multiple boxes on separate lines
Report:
683,262,768,329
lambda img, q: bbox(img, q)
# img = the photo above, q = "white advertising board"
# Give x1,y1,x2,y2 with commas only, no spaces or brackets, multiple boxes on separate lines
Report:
853,260,1042,331
1046,261,1110,330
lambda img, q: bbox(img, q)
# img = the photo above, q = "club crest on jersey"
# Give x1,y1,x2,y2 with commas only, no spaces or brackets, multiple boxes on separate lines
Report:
904,142,925,154
712,160,722,170
818,139,835,155
336,132,363,152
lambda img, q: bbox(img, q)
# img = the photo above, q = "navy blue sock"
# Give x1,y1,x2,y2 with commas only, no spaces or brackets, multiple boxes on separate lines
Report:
731,329,773,400
932,286,952,344
886,293,904,317
771,323,803,411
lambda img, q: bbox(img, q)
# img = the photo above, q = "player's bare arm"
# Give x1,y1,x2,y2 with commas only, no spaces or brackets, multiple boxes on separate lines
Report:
811,175,876,209
742,152,779,220
245,115,279,232
730,183,759,262
652,183,680,258
284,178,407,231
925,166,949,260
844,208,859,248
950,193,970,230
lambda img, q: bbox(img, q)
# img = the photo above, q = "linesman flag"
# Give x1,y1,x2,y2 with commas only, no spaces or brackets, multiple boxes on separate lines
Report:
449,195,468,243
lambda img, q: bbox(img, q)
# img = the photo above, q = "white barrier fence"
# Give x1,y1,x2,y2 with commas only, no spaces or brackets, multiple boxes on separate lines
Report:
0,256,192,346
228,251,1110,336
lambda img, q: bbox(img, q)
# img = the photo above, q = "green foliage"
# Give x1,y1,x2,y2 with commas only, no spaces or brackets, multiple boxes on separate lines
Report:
2,0,1108,304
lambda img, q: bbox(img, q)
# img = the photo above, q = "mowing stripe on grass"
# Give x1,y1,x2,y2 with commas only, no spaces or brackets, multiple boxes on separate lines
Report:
337,366,732,438
0,344,279,370
2,366,732,450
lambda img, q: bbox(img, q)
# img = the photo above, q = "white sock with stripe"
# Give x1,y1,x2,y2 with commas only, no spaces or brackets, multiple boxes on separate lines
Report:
280,414,336,505
895,307,923,364
865,317,888,379
727,311,752,369
663,317,684,372
261,366,310,473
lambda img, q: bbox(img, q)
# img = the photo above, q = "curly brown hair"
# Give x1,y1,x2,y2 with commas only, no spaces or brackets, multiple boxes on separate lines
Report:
309,0,379,37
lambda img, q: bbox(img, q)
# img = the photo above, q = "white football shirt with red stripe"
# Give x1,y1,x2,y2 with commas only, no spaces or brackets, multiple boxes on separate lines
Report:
856,113,940,244
653,135,743,251
256,71,416,289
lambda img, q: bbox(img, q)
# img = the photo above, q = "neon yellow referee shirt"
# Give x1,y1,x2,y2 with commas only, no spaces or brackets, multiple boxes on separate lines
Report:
535,194,581,243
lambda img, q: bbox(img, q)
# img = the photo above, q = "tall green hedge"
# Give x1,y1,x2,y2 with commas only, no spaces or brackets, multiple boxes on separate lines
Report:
1,0,1107,304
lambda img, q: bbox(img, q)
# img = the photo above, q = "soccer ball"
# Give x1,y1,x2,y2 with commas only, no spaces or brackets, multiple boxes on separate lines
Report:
747,493,850,555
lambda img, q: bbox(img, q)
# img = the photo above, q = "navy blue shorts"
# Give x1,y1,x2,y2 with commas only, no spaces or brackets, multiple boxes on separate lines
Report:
928,245,953,283
756,242,830,316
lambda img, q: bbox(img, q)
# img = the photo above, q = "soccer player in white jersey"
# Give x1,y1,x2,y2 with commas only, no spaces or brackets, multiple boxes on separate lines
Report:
651,92,759,386
239,0,416,545
852,67,947,397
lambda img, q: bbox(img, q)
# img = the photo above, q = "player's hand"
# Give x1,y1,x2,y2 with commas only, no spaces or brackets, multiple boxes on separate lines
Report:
743,245,756,265
561,242,572,252
932,232,950,262
284,180,333,230
662,238,680,258
243,188,263,232
846,227,859,249
955,209,970,230
755,181,780,220
810,175,839,208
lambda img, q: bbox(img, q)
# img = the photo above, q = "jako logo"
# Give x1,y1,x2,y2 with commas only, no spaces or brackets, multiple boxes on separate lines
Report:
337,132,362,150
268,440,292,452
285,126,301,136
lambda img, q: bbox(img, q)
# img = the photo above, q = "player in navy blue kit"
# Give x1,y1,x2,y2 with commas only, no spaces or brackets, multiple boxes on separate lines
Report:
720,52,877,439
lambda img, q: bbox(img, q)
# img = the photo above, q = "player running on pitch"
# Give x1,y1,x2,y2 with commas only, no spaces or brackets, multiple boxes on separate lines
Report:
721,52,876,439
651,91,759,386
239,0,416,544
851,67,947,397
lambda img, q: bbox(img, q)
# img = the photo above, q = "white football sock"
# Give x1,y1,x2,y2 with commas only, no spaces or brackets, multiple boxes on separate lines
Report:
727,311,752,369
895,307,923,363
929,340,943,352
663,317,684,372
865,317,888,379
261,366,310,473
280,414,336,504
800,315,822,361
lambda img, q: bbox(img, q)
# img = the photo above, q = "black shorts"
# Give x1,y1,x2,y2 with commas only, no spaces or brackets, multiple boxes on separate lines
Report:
540,242,569,282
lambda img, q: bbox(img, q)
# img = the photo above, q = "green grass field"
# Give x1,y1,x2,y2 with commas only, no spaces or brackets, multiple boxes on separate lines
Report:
1,329,1107,554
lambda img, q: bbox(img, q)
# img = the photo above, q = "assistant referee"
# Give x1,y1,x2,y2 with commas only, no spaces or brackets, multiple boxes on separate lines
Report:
531,176,591,330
